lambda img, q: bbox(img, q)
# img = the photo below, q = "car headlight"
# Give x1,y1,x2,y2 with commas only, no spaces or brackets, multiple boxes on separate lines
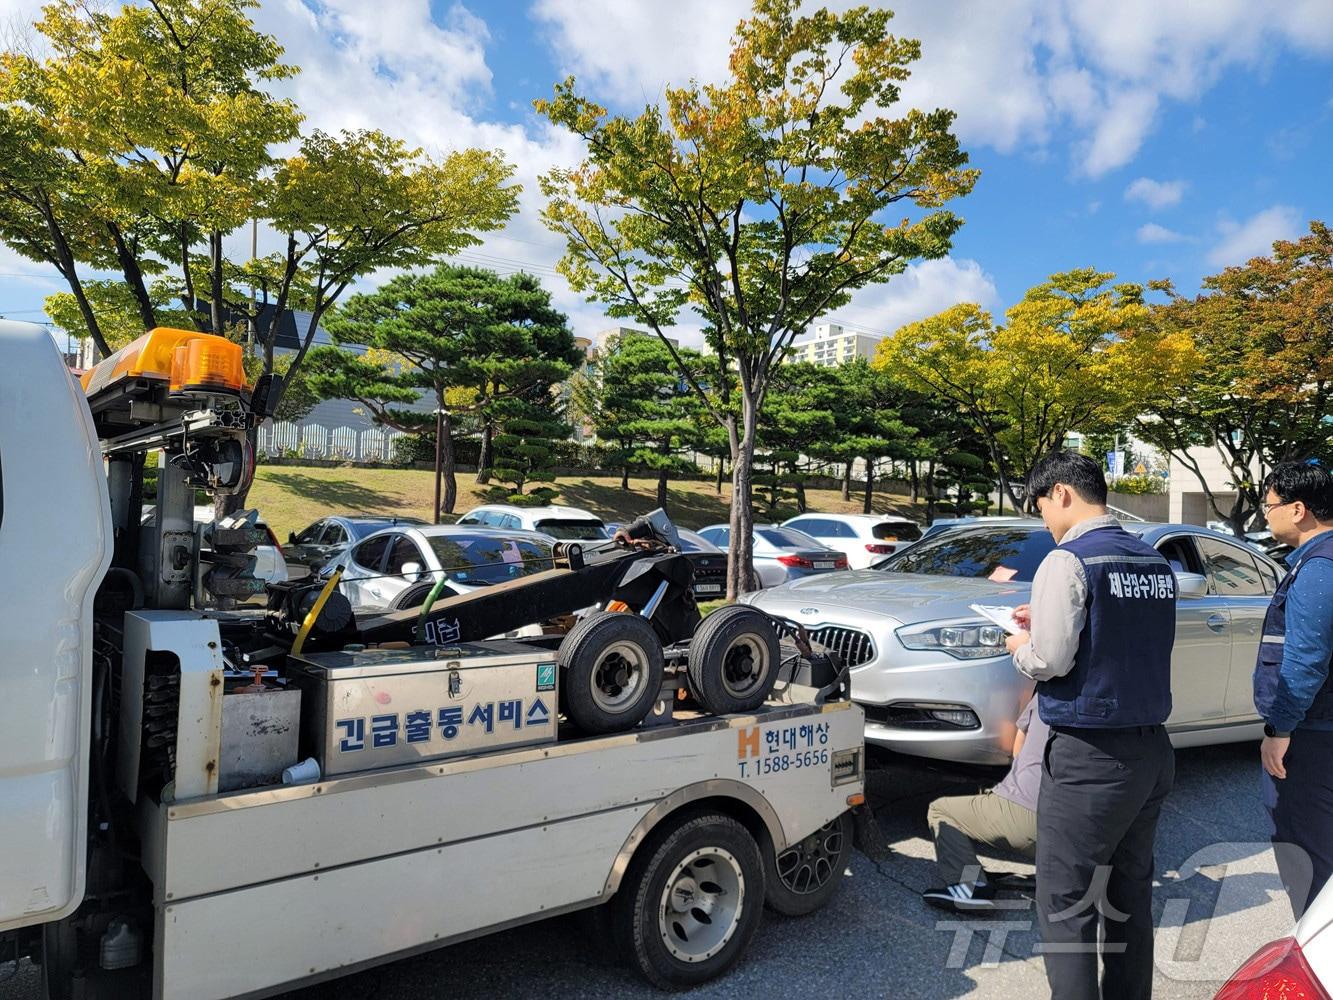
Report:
896,620,1008,660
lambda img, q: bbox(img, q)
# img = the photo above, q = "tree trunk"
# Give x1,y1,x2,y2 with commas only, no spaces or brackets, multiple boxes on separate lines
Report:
715,456,725,494
433,407,443,524
796,477,807,513
924,458,938,524
909,460,919,503
621,462,630,491
841,461,852,502
41,202,112,358
862,459,875,514
656,467,668,509
441,411,458,516
476,419,493,485
726,409,758,600
208,231,225,336
107,222,157,332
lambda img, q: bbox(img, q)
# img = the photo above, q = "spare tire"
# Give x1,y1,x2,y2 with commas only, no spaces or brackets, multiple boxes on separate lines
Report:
559,611,665,734
687,605,780,715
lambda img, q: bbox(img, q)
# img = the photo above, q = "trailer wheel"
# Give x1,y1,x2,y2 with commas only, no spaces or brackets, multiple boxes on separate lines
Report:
392,581,455,610
761,811,853,916
613,812,764,989
687,606,780,715
559,612,664,734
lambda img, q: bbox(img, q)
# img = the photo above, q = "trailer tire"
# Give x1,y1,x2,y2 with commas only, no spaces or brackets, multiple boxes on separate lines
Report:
559,612,664,734
613,811,764,990
392,581,455,610
687,606,780,715
761,810,853,916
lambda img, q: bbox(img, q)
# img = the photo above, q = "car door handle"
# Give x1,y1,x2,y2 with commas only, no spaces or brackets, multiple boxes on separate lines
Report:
1206,613,1229,632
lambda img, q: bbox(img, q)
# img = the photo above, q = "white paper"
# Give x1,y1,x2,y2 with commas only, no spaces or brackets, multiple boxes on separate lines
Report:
969,603,1023,636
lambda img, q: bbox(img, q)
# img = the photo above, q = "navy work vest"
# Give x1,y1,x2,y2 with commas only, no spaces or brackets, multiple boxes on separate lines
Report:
1253,532,1333,727
1037,524,1176,728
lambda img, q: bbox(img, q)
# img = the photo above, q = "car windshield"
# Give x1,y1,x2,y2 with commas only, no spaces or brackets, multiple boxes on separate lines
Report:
534,519,607,540
426,534,555,585
348,519,420,540
873,521,921,542
756,527,821,550
877,527,1057,582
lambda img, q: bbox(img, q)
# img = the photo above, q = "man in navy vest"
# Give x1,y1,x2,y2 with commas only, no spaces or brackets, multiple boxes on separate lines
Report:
1005,451,1176,1000
1253,459,1333,919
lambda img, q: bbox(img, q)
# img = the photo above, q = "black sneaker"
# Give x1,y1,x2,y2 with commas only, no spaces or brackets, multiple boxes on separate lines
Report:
987,870,1036,892
921,881,998,912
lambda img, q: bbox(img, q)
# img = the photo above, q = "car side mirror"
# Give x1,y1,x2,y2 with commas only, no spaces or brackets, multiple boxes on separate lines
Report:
401,561,423,583
288,532,297,545
1175,571,1209,599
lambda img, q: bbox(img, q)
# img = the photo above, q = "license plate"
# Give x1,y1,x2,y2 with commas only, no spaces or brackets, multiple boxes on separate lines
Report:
695,583,722,593
814,561,834,569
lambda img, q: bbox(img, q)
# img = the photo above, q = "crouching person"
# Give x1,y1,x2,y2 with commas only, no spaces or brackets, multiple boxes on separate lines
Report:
922,695,1046,912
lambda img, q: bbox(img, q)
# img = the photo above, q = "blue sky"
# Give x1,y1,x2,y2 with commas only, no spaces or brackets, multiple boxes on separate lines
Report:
2,0,1331,344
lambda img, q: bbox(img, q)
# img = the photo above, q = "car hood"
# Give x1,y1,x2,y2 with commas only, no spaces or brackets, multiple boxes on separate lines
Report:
744,570,1031,624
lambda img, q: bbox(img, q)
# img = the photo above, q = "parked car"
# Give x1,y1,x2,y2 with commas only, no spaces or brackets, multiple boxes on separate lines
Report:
284,515,427,570
141,505,288,587
697,524,847,589
1215,877,1333,997
782,513,922,568
741,520,1281,765
327,524,556,612
455,503,610,542
607,523,728,598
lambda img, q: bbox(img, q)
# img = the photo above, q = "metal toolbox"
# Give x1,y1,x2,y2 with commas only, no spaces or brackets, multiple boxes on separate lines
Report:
288,642,559,777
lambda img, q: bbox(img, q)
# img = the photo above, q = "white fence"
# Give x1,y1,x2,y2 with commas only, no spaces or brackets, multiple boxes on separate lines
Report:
257,421,407,462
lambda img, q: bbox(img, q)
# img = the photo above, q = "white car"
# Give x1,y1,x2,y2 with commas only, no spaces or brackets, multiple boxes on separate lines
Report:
329,523,556,612
1215,877,1333,997
783,513,923,569
455,503,610,542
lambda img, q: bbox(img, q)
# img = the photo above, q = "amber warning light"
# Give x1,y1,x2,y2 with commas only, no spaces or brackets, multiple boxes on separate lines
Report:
81,328,246,397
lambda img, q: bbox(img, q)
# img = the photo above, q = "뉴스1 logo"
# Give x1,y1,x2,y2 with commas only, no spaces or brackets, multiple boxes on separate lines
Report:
536,662,557,692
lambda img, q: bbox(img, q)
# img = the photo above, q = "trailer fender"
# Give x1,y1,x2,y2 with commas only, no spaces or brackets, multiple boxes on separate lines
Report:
600,779,786,899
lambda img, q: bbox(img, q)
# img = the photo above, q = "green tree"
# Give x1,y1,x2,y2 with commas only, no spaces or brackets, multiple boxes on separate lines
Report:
483,396,571,506
1135,222,1333,534
536,0,977,597
757,363,839,514
880,269,1196,510
0,0,300,357
308,265,575,518
576,334,706,506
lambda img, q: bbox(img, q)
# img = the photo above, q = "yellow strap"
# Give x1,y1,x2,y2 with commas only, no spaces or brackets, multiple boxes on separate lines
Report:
291,567,343,656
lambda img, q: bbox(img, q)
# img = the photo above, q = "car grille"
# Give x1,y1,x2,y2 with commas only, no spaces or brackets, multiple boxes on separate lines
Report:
807,626,875,667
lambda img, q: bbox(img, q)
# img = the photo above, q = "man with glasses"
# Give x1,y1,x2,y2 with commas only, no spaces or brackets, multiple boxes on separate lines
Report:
1253,459,1333,918
1004,451,1176,999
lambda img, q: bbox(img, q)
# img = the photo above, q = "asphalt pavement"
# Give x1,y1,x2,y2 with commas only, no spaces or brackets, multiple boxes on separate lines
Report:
1,740,1286,999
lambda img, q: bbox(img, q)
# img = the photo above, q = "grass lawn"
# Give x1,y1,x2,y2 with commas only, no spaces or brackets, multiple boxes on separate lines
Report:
249,463,926,538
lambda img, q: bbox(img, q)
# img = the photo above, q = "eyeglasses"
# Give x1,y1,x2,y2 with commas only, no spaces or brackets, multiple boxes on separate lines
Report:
1261,499,1294,515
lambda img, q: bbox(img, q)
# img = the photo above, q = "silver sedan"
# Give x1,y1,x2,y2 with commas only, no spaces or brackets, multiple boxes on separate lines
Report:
741,521,1281,765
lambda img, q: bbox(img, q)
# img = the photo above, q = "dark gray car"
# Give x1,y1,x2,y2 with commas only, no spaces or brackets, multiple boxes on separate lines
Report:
284,515,427,570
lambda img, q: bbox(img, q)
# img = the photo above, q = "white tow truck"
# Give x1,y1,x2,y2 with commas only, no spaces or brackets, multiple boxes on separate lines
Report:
0,320,865,999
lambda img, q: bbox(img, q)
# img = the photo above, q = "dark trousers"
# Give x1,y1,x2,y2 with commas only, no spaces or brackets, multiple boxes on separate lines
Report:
1037,725,1175,1000
1264,728,1333,919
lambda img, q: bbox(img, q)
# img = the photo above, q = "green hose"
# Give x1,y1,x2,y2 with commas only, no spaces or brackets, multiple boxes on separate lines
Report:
416,574,453,637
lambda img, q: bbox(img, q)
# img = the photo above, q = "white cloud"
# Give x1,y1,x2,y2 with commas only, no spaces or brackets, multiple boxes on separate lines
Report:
1125,177,1187,210
824,257,1001,337
1136,223,1187,244
533,0,1333,177
1207,205,1303,266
